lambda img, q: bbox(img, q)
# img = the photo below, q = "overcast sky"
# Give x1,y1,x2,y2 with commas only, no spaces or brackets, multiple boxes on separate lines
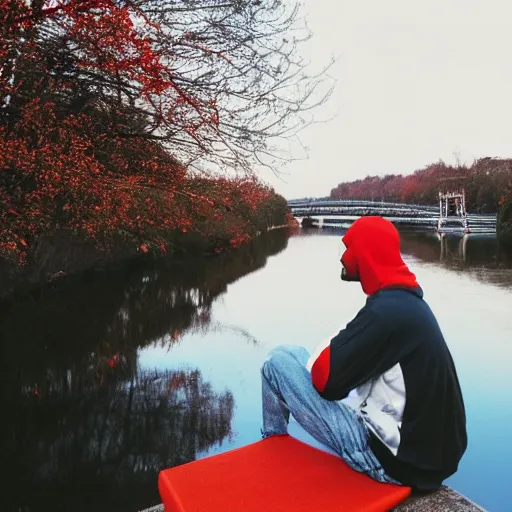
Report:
261,0,512,199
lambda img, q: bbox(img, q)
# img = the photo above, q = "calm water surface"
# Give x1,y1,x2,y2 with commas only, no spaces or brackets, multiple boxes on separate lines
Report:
2,229,512,512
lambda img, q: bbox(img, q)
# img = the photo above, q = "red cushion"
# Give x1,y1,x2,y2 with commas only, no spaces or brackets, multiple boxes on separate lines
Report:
158,434,411,512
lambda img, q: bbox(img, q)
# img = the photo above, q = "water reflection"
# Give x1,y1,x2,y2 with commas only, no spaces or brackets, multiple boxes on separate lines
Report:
299,226,512,285
0,230,289,512
399,231,512,288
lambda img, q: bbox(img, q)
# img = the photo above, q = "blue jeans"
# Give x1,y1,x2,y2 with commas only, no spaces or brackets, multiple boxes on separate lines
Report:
261,345,400,484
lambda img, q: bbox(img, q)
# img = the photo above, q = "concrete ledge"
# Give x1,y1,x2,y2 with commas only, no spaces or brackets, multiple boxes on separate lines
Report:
140,486,486,512
394,486,487,511
139,506,163,512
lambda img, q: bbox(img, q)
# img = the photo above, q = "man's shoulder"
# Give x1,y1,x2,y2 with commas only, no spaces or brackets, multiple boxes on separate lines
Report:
366,287,427,319
369,286,424,305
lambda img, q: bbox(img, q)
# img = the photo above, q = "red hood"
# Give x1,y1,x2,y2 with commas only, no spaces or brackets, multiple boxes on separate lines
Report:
341,216,419,296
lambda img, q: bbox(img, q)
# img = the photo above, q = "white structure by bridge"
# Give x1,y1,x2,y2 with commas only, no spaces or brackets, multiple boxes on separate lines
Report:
437,191,469,234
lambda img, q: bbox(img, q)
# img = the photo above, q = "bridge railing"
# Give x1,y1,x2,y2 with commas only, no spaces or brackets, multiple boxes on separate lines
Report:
291,207,439,217
288,199,439,211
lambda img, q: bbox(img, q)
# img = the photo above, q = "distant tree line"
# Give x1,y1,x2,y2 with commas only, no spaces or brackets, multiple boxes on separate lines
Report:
330,158,512,213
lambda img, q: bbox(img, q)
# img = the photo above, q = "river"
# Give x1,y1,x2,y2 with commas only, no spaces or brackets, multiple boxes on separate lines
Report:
1,228,511,512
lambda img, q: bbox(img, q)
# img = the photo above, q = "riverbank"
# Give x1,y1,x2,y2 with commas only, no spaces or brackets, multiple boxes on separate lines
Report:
497,200,512,247
0,218,296,302
0,90,296,302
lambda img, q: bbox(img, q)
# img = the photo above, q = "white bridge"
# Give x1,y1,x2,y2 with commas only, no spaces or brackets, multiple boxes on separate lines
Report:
288,195,496,234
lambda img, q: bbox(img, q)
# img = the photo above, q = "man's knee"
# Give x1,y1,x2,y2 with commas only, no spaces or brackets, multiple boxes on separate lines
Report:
261,345,308,377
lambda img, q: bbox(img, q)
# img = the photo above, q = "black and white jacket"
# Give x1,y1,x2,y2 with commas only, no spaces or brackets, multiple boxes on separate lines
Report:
309,286,467,491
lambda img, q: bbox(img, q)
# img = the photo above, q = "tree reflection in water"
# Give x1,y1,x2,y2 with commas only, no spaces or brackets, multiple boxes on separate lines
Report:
0,230,289,512
399,231,512,288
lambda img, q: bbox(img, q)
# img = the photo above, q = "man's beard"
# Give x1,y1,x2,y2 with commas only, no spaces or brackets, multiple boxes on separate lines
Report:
341,267,360,282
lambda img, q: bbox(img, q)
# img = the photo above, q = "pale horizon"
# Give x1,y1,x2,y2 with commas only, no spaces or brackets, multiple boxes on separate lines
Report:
261,0,512,200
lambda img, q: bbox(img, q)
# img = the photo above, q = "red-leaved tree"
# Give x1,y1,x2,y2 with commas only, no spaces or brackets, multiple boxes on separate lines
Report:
1,0,319,264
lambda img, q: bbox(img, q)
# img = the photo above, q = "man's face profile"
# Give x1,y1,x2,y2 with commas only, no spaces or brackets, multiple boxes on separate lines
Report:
340,253,360,282
340,264,360,282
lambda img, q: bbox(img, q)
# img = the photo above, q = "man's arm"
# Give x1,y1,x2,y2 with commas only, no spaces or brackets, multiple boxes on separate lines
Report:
310,307,405,400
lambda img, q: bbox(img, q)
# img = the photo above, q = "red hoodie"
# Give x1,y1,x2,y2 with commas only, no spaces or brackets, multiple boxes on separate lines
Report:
340,216,418,296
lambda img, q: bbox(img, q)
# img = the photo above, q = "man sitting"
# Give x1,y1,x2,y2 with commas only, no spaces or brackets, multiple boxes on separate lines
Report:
261,216,467,491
